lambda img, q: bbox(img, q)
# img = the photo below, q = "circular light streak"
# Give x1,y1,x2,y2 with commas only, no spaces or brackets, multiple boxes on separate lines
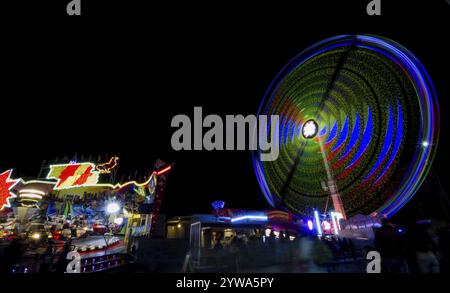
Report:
253,35,439,218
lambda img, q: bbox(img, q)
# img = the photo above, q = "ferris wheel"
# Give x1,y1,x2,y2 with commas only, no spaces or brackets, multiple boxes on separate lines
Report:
253,35,440,219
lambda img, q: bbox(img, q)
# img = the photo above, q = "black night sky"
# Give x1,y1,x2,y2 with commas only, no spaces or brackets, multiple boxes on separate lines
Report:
1,1,449,220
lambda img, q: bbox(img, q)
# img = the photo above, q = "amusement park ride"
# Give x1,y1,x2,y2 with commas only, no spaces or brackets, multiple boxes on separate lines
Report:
253,35,440,237
0,156,173,271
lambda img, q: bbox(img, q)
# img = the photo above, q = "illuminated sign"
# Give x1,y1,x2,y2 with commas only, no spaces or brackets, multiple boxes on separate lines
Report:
44,162,172,192
0,170,20,210
95,156,119,174
104,165,170,190
230,210,268,223
47,163,100,190
231,215,268,222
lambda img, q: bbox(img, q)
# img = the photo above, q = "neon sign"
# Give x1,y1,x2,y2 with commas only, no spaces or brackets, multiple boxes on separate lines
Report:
95,156,119,174
230,210,268,222
107,165,171,190
0,170,20,210
42,162,172,191
231,215,268,222
47,163,100,190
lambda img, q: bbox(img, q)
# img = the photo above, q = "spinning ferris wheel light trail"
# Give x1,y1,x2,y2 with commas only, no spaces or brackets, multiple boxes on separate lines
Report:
253,35,440,219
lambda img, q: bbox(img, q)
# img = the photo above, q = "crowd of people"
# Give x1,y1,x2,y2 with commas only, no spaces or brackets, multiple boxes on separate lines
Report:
375,218,450,273
208,230,304,271
195,219,450,273
202,230,357,272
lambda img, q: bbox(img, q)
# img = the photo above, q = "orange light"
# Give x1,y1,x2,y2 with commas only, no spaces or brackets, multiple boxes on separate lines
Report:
156,166,172,176
95,156,119,174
